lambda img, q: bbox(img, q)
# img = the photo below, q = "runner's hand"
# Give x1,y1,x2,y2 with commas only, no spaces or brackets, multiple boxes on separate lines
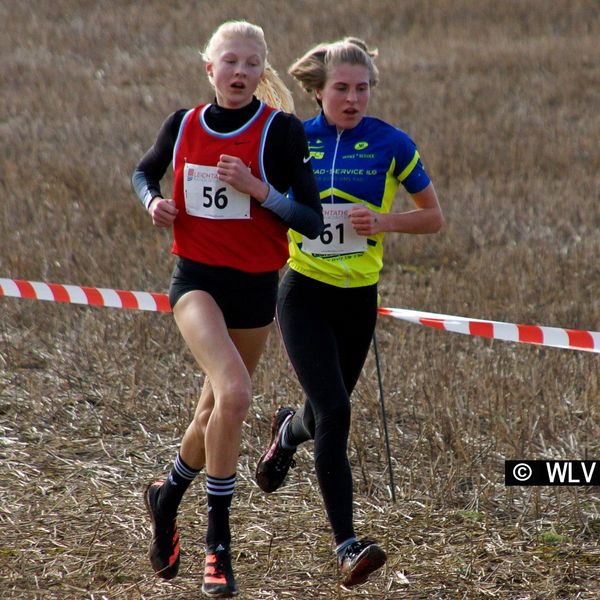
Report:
149,197,178,228
217,154,269,201
349,206,382,236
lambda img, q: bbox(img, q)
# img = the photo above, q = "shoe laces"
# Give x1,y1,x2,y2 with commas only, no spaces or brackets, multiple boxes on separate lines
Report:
342,539,375,562
211,558,225,578
207,547,231,576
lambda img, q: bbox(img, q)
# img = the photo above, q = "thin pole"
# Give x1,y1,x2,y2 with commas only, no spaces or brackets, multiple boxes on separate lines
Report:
372,330,396,503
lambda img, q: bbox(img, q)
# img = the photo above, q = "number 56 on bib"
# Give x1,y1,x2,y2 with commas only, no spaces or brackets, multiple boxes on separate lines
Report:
183,163,251,220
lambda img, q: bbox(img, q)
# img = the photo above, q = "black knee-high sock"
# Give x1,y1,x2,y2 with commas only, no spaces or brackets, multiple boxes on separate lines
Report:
157,453,201,520
205,473,236,551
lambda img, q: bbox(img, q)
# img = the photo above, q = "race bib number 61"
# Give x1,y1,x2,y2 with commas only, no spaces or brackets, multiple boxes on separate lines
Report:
183,163,250,219
302,204,367,255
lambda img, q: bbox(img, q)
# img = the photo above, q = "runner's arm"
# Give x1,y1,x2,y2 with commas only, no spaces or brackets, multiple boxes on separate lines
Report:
131,110,186,209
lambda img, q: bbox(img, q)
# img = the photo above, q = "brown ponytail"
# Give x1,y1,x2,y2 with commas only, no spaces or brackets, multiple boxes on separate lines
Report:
289,37,379,103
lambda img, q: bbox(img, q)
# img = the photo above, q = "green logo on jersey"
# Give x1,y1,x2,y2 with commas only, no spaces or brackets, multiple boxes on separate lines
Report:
309,139,325,159
354,141,369,150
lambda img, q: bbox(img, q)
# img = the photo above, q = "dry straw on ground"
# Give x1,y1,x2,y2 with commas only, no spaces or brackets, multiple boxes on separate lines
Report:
1,1,600,598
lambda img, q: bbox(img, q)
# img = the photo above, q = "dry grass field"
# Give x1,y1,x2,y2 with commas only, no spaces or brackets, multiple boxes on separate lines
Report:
1,1,600,598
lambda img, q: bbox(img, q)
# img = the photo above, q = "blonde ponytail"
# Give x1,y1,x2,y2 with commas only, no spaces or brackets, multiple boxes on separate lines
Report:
256,64,295,113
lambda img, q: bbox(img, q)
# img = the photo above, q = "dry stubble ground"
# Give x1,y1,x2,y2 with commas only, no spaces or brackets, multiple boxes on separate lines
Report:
1,1,600,599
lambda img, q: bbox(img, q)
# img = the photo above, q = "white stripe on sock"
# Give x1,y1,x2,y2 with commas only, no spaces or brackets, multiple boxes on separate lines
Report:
174,454,200,480
206,474,236,496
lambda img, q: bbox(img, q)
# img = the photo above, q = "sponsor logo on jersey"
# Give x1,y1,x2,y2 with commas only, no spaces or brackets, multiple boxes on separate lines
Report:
308,139,325,160
342,153,376,160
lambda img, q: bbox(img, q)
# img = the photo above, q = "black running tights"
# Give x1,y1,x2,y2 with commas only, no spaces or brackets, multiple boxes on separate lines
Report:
276,269,378,545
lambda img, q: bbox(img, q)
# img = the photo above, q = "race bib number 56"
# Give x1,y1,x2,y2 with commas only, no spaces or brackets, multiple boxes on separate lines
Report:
183,163,250,219
302,204,367,255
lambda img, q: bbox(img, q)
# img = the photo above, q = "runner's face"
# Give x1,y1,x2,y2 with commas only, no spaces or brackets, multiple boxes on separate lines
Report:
206,38,265,109
317,63,370,130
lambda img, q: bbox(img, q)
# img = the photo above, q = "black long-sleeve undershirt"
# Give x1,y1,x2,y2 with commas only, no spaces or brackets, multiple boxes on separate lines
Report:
132,97,323,238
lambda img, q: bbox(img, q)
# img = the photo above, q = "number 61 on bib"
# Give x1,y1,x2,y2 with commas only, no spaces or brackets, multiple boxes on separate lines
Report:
302,204,367,255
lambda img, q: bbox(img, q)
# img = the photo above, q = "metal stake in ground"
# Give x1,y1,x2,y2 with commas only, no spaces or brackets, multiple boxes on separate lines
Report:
372,330,396,503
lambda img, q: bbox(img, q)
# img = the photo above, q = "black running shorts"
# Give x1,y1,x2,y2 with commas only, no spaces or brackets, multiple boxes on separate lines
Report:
168,257,278,329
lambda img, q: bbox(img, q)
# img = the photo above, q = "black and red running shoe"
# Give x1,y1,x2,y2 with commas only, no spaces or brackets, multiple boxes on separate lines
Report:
143,480,180,580
255,407,296,493
202,544,239,598
338,539,387,588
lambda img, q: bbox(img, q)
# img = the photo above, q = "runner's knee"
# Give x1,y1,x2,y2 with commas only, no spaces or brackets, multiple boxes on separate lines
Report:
214,379,252,423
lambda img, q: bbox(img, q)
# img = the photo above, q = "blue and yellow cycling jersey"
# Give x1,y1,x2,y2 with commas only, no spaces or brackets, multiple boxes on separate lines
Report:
288,112,431,288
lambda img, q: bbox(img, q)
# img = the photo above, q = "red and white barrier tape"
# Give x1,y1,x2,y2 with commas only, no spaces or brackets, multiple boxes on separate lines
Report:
1,278,599,353
379,307,600,354
0,278,171,313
